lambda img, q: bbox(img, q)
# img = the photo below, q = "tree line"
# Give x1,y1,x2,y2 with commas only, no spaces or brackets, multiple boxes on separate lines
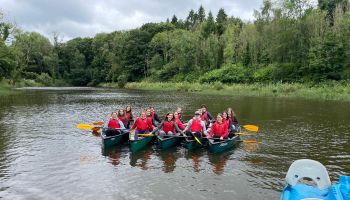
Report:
1,0,350,87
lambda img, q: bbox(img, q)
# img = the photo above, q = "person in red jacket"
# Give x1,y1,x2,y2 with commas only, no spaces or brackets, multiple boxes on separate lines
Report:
227,107,240,133
200,104,213,127
176,107,183,122
125,105,133,128
131,111,154,140
104,112,126,136
222,111,234,133
174,111,185,131
117,109,128,127
185,111,207,139
207,114,228,140
150,107,161,126
157,113,181,138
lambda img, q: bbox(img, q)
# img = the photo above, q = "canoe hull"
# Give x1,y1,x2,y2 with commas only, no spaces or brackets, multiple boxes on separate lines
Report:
130,136,153,152
185,137,206,150
208,135,240,153
101,129,129,148
157,136,181,149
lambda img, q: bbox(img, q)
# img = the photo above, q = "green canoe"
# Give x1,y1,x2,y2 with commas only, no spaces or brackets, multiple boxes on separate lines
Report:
156,135,181,149
208,135,241,153
101,128,129,148
184,136,206,150
130,133,153,152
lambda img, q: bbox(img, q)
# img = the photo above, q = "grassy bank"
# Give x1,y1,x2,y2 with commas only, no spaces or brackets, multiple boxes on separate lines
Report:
123,81,350,101
0,80,17,96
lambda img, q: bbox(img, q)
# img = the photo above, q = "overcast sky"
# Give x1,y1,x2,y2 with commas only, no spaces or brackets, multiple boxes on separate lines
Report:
0,0,262,40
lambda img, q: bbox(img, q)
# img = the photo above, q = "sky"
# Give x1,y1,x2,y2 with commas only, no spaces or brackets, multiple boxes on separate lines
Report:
0,0,262,40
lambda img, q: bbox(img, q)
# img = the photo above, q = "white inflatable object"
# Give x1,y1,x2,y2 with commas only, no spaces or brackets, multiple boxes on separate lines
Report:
285,159,331,190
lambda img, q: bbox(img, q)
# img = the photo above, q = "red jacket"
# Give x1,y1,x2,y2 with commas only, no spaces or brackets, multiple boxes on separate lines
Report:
131,117,153,131
209,122,228,138
108,119,121,129
126,113,133,121
201,112,209,125
118,116,128,127
162,121,175,133
175,118,185,130
190,119,203,133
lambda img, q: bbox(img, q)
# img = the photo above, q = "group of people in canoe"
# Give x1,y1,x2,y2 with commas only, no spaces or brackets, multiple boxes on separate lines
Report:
105,104,240,141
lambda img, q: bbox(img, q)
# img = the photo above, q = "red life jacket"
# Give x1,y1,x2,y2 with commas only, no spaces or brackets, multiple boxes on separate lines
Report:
131,117,151,131
147,116,153,125
151,112,155,120
162,121,175,133
108,119,121,129
223,118,229,126
126,113,132,121
190,119,203,133
209,122,228,137
201,112,209,124
118,116,128,127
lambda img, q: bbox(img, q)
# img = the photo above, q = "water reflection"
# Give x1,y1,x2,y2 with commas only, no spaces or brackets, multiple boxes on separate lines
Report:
185,150,204,173
129,147,154,170
208,152,231,175
242,142,260,152
157,149,180,173
102,147,124,167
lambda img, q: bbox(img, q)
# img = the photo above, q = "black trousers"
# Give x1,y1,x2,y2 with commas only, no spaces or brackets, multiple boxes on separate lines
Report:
105,129,121,136
185,130,202,140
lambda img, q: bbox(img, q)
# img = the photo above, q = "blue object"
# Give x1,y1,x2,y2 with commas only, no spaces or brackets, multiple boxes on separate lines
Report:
280,159,350,200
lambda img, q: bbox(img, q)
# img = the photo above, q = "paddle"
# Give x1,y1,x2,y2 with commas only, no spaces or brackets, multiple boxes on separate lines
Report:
235,132,252,136
93,121,104,125
77,124,100,130
208,137,262,144
242,125,259,132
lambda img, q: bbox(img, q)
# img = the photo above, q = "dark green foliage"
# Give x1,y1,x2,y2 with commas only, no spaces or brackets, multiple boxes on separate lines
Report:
200,64,251,83
1,1,350,86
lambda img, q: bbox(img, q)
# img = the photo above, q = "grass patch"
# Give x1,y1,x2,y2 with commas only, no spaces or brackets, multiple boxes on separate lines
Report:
124,81,350,101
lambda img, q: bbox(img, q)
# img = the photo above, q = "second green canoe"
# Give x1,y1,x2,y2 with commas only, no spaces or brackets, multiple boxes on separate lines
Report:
156,135,181,149
208,135,241,153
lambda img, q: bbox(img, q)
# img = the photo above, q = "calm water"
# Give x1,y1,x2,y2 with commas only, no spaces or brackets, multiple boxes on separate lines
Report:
0,87,349,200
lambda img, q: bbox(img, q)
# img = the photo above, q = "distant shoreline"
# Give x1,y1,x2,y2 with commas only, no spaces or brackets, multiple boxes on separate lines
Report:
118,81,350,101
3,80,350,101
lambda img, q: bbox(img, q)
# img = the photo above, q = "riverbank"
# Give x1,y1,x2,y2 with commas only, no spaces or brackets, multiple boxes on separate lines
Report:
0,79,70,96
121,81,350,101
0,81,14,96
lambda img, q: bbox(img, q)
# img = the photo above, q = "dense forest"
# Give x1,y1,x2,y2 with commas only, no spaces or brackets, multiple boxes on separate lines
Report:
1,0,350,87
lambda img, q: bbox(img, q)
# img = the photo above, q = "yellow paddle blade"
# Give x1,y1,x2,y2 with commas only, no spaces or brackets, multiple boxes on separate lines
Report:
235,132,252,136
243,139,262,144
77,124,95,130
243,125,259,132
137,133,154,137
93,122,104,125
194,136,202,145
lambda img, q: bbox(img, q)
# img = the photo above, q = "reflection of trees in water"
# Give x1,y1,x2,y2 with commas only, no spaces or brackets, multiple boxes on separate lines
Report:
208,152,230,175
129,147,154,170
158,150,180,173
185,150,204,173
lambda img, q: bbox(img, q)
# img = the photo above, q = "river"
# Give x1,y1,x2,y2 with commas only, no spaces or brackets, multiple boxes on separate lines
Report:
0,87,349,199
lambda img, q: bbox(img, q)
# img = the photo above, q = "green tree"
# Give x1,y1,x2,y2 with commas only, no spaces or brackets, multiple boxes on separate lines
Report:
198,5,206,23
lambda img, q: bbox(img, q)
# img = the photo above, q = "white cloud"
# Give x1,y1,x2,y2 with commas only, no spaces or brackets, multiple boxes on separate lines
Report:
0,0,262,40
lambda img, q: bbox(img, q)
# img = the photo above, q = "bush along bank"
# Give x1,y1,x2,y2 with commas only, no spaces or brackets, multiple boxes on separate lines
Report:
123,81,350,101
